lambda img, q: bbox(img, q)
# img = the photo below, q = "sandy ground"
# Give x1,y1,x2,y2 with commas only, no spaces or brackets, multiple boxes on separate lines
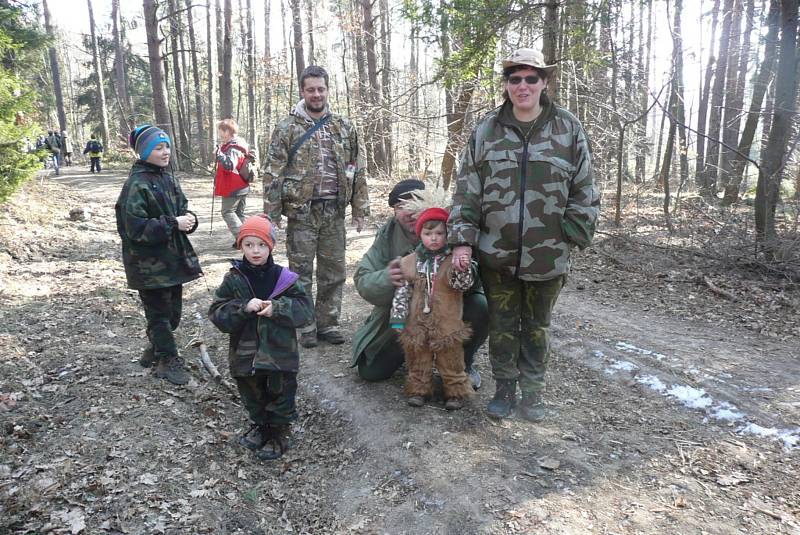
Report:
1,167,798,534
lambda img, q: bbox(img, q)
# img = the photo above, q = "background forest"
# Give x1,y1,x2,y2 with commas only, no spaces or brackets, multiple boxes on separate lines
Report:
5,0,800,271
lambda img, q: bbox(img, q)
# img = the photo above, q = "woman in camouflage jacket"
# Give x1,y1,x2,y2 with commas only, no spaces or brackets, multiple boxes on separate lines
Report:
448,48,600,422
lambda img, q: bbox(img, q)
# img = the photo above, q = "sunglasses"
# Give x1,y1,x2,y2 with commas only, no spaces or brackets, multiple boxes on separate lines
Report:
507,75,541,85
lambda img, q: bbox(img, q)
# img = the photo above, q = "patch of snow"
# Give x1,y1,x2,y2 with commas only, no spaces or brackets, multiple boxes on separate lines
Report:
738,423,800,449
666,385,713,409
591,350,605,358
615,341,667,361
610,360,638,372
710,402,744,422
636,374,667,392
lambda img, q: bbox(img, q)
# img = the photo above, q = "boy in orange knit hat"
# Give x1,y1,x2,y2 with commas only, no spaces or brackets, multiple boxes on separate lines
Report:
209,214,313,460
389,199,477,410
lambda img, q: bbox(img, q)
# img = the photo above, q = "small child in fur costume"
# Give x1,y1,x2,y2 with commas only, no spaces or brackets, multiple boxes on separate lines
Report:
390,190,477,410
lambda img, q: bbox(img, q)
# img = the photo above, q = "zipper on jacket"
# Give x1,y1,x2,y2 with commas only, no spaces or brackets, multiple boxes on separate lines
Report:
232,265,260,375
514,128,528,279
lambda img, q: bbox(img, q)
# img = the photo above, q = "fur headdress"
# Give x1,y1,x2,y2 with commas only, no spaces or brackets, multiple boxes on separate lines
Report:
396,184,450,216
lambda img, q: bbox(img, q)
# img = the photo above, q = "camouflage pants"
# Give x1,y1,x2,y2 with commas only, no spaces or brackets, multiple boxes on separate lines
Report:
138,285,183,359
221,194,247,240
480,268,565,395
235,371,297,425
286,200,345,334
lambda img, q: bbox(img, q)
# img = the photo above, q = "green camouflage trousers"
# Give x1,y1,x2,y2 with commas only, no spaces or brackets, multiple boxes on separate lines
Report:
285,200,346,334
138,285,182,359
480,268,565,395
235,371,298,425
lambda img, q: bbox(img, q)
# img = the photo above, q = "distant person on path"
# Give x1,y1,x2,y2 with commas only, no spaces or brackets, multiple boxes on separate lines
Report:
61,130,73,166
263,65,370,348
448,48,600,421
351,180,487,390
83,134,104,173
115,125,202,386
389,191,477,410
214,118,252,247
44,130,61,175
209,215,314,461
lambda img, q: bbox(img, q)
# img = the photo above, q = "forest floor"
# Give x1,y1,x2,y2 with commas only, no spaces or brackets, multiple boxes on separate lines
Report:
1,166,799,535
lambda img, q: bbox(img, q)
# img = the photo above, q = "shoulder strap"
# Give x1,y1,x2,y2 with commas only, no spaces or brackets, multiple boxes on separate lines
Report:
287,115,331,166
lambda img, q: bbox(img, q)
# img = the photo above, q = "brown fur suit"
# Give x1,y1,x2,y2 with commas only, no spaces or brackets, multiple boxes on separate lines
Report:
397,253,473,401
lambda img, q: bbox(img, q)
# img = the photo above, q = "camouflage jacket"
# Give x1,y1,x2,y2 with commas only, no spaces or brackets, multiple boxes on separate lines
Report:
115,160,202,290
262,100,370,221
208,260,314,376
448,100,600,281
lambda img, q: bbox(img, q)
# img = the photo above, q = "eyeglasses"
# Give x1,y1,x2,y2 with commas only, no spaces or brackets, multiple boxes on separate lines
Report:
507,75,541,85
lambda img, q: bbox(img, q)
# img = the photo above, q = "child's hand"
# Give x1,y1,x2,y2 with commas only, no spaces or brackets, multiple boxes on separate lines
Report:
256,300,273,317
246,298,264,313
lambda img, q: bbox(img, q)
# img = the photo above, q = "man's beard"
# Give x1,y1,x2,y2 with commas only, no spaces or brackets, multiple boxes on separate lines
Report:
306,100,326,113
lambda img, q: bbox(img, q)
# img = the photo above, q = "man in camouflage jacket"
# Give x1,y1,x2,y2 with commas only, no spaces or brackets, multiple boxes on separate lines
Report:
263,65,370,348
449,48,600,421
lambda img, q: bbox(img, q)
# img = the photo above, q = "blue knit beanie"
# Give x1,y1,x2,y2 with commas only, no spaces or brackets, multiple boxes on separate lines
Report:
129,125,171,161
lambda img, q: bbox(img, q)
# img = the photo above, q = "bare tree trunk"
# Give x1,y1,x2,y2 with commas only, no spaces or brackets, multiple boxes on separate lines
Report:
672,0,689,189
290,0,305,90
246,0,256,145
635,0,653,184
87,0,110,147
755,0,798,244
207,2,217,154
112,0,131,139
143,0,174,143
694,0,720,185
42,0,67,134
659,90,677,232
440,79,477,189
719,0,744,189
169,0,192,169
542,0,559,101
263,0,273,153
305,0,315,64
723,0,779,205
360,0,387,172
221,0,234,118
701,0,735,195
184,0,207,162
379,0,392,172
408,26,419,172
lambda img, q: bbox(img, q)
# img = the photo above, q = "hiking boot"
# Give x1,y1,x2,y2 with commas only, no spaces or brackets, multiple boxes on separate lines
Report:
139,346,157,368
318,329,345,345
444,398,464,411
255,425,292,461
154,355,190,385
519,391,546,422
299,330,318,348
407,395,424,408
466,366,481,390
486,379,517,419
239,424,269,450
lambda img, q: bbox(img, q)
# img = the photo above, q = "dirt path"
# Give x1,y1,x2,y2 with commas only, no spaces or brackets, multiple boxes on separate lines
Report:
1,168,798,534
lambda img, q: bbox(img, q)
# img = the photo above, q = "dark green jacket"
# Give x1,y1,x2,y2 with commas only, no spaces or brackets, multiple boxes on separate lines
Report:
115,160,202,290
208,261,314,376
351,218,483,367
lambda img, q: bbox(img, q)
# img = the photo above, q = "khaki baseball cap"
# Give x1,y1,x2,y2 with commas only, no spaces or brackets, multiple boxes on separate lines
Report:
501,48,556,73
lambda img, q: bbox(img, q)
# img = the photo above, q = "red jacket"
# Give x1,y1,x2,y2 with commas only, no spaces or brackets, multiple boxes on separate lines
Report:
214,140,249,197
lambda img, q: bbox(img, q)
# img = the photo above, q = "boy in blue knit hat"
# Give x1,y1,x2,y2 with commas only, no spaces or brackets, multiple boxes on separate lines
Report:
115,125,203,385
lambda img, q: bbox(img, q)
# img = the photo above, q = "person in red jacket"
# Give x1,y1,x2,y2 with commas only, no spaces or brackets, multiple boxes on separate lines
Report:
215,119,251,247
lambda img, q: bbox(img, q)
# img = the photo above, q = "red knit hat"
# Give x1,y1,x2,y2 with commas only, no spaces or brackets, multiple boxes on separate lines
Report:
415,207,450,237
236,214,275,250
